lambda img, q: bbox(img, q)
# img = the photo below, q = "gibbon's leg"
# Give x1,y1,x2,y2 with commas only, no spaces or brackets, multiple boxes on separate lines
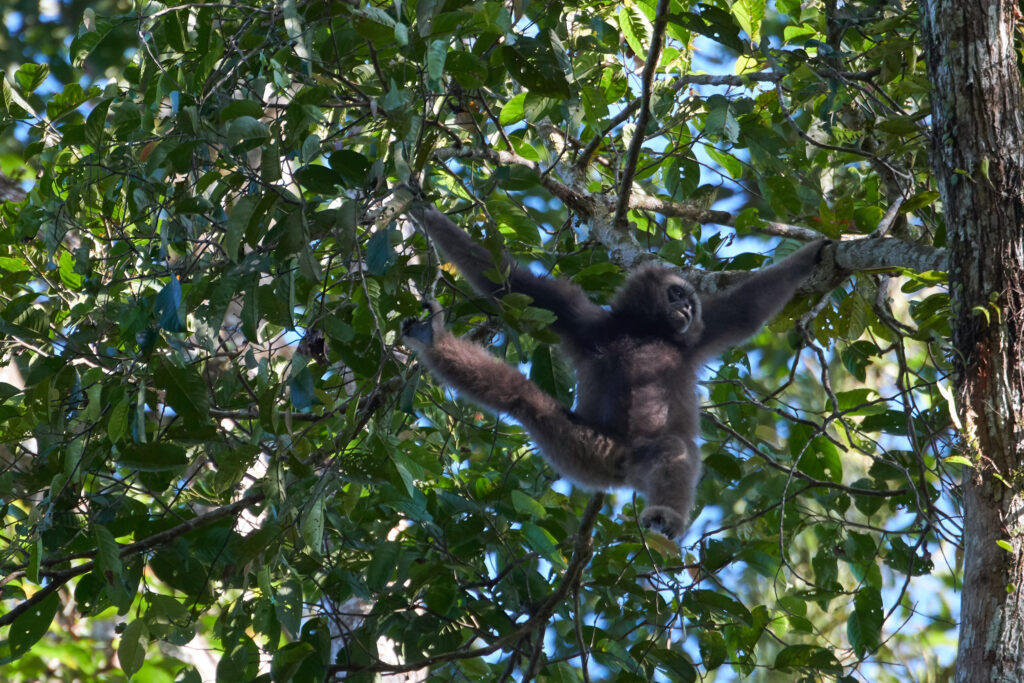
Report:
405,199,610,337
403,304,626,489
625,437,701,540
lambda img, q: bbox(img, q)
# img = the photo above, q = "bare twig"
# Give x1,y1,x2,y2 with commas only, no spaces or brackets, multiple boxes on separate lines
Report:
613,0,673,230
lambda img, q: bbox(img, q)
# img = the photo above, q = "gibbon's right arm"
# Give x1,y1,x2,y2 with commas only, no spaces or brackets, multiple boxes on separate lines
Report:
406,200,607,335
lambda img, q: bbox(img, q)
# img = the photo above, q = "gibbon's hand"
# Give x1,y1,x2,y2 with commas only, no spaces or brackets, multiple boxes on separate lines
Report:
401,299,445,354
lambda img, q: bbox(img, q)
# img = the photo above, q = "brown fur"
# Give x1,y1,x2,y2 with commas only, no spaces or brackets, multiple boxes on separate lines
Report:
403,201,825,539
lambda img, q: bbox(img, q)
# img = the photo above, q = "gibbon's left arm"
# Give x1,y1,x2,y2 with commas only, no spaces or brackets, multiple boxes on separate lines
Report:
407,200,608,335
696,239,828,354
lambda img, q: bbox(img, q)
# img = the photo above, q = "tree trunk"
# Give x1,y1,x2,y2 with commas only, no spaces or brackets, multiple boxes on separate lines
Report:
920,1,1024,680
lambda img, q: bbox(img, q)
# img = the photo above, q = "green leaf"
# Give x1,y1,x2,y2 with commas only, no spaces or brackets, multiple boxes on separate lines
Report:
774,644,841,671
275,579,303,639
704,144,743,179
9,591,59,658
366,541,400,592
426,39,447,87
14,63,49,93
705,95,740,143
847,587,883,657
118,619,148,677
697,630,727,670
300,494,325,552
226,116,270,151
0,256,30,273
731,0,766,41
85,98,112,149
271,641,315,682
617,5,650,58
666,156,701,200
155,276,185,333
521,522,565,568
153,361,210,423
241,283,259,342
295,164,344,194
328,150,371,187
672,9,746,53
488,198,540,244
595,637,644,674
501,38,571,98
219,99,265,121
58,251,83,290
366,228,395,275
424,581,458,617
446,49,487,89
108,399,129,443
117,443,189,472
500,93,527,126
217,637,260,682
225,196,256,261
24,356,66,387
902,190,940,213
289,364,315,411
510,490,546,519
685,589,753,625
94,524,131,611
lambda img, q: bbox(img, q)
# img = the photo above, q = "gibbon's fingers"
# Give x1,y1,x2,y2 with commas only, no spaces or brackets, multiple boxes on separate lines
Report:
402,299,446,352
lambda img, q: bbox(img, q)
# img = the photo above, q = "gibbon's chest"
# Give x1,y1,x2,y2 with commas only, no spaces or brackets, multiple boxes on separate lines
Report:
571,336,696,435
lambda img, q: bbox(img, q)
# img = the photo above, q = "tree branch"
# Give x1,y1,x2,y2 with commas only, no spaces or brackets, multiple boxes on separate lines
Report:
328,493,605,677
613,0,672,231
0,493,266,628
428,148,947,275
706,414,910,498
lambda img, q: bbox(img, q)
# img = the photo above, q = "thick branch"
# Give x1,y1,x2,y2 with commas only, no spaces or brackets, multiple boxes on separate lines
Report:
429,148,946,276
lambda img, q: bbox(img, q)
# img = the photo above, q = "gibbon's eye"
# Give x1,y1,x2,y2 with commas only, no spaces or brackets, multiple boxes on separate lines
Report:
667,284,690,303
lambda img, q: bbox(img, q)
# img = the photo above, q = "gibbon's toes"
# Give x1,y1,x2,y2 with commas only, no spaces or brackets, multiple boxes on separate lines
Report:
641,506,687,541
401,317,435,349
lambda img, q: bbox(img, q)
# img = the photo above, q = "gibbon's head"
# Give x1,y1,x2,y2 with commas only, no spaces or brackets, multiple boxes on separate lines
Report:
612,263,703,341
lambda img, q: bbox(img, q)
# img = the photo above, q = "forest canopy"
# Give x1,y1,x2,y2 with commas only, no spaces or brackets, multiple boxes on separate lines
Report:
0,1,958,681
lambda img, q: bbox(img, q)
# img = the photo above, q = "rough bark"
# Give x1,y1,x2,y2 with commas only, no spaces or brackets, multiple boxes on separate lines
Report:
920,1,1024,680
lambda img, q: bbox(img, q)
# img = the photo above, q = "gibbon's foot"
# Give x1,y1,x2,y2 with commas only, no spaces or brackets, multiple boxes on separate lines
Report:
401,299,445,352
641,505,688,541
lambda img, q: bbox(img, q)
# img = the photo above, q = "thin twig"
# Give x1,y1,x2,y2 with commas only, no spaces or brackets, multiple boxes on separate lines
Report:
328,493,605,676
613,0,673,230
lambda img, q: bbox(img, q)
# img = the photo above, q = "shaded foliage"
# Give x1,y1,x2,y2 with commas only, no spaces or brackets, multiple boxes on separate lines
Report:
0,1,957,681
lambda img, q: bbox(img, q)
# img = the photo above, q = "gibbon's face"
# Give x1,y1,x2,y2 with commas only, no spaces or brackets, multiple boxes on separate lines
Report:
665,279,699,333
613,264,702,338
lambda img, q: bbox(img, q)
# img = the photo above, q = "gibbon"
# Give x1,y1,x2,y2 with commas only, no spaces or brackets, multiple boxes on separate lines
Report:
402,196,826,539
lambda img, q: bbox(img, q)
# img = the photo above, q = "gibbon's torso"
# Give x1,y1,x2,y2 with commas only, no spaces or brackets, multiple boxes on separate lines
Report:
566,322,699,445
